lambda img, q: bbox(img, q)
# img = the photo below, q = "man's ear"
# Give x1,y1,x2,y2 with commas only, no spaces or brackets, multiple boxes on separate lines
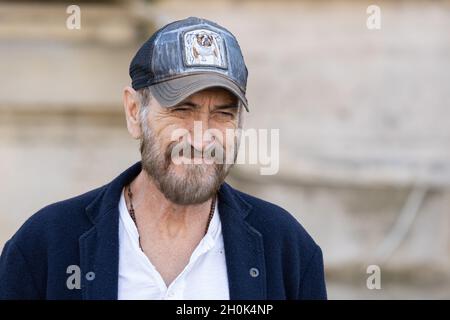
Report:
123,86,143,139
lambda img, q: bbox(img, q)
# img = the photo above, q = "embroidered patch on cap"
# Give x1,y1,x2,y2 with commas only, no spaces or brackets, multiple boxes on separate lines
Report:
183,29,227,69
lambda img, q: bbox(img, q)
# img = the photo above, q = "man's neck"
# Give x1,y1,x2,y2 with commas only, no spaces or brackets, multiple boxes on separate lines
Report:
126,170,214,239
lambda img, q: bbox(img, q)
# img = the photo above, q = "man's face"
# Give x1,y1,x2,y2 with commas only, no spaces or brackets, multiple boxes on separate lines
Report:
140,87,241,205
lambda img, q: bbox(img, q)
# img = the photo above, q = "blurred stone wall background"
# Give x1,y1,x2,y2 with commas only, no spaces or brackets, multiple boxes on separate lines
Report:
0,0,449,299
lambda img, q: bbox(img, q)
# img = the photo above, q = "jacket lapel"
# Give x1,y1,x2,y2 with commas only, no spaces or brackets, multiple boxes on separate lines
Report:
79,162,142,300
218,183,267,300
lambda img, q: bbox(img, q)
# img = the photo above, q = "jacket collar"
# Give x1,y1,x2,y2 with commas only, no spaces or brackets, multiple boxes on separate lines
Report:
80,161,266,300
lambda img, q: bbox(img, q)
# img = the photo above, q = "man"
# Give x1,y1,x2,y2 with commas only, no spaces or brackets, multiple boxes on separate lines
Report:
0,17,326,300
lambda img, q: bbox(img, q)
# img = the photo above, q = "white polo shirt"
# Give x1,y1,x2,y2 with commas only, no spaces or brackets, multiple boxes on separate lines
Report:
117,189,230,300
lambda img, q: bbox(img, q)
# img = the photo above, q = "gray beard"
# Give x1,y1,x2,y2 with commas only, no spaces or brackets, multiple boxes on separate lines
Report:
139,122,234,205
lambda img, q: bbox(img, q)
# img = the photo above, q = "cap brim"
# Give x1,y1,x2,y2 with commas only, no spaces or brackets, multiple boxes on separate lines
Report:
148,73,249,112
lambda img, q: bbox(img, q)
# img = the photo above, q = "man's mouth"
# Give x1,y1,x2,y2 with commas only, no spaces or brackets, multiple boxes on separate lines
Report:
179,144,217,160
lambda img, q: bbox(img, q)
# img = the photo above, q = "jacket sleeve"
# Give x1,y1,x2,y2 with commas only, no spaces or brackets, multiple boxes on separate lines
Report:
0,240,41,299
298,245,327,300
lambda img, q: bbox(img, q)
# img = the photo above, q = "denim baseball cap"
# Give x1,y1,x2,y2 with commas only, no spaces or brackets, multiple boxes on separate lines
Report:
129,17,249,111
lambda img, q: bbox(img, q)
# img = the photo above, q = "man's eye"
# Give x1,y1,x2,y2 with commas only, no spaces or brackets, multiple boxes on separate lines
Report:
218,111,234,117
173,107,190,112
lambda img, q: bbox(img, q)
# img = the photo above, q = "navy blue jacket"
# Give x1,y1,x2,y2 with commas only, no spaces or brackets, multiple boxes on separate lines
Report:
0,162,327,300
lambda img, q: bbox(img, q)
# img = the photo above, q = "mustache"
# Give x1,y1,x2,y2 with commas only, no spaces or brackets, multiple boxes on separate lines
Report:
165,140,225,166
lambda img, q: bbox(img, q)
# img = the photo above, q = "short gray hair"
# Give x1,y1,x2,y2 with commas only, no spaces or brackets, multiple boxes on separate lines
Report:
136,87,151,126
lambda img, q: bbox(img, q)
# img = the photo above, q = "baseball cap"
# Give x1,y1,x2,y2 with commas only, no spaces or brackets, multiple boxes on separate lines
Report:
129,17,249,111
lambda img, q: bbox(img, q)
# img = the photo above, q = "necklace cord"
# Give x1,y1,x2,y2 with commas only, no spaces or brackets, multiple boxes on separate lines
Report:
126,185,216,241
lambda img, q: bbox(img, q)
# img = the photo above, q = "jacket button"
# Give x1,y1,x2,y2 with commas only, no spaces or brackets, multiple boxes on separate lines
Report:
249,267,259,278
85,271,95,281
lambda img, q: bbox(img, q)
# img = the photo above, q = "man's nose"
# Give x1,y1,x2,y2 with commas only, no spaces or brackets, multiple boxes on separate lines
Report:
188,115,215,152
